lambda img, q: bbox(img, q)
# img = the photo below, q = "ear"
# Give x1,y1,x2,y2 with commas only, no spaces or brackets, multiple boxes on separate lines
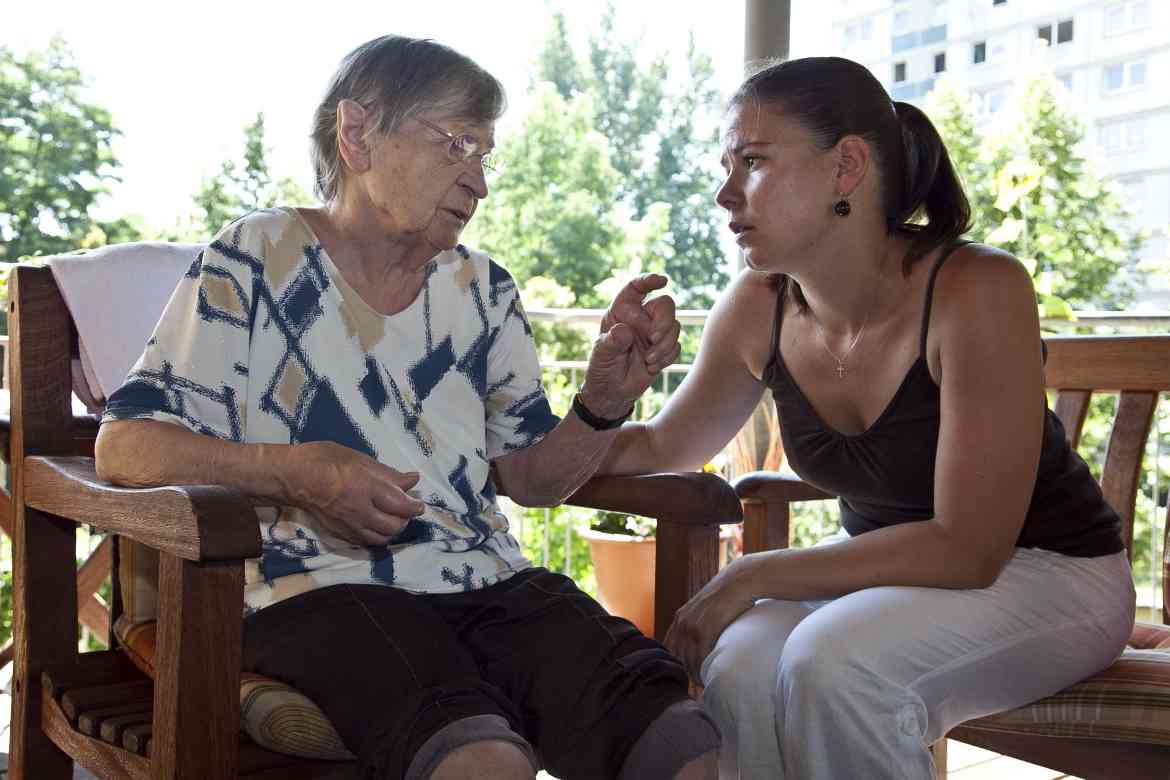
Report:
833,135,871,199
337,99,372,175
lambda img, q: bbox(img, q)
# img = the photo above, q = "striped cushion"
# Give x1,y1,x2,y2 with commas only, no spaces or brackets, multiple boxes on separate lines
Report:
961,622,1170,746
114,617,354,761
239,673,354,760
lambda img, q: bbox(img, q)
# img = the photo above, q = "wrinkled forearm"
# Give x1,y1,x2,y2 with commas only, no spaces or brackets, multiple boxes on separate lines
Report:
494,411,621,507
94,418,303,506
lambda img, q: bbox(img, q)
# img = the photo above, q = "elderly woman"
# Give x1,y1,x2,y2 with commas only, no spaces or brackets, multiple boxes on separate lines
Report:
598,57,1134,779
95,36,719,780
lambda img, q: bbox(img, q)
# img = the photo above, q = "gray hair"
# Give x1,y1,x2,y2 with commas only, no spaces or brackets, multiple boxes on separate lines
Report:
310,35,506,202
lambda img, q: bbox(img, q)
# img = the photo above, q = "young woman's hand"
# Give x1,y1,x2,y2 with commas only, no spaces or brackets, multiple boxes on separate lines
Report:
663,555,762,683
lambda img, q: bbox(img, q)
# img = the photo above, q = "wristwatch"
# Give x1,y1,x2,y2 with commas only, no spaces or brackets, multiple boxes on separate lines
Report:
571,392,634,431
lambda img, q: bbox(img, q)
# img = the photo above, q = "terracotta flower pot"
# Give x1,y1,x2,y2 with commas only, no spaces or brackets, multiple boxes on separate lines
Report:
581,528,656,637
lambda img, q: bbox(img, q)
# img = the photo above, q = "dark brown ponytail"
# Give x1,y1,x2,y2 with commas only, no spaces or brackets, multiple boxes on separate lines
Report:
892,100,971,265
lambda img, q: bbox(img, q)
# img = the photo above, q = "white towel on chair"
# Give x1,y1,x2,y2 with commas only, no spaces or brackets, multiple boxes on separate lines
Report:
45,242,203,410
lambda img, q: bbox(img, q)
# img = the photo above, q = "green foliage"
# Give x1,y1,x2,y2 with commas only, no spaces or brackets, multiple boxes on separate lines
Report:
591,513,656,538
170,113,312,240
581,7,728,307
467,5,728,323
926,76,1144,311
0,38,140,261
466,85,632,311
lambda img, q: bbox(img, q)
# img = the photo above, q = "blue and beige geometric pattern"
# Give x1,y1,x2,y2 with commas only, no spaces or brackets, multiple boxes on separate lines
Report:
104,208,560,612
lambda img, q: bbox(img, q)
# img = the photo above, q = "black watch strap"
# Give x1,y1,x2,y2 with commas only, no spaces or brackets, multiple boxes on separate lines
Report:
572,393,633,431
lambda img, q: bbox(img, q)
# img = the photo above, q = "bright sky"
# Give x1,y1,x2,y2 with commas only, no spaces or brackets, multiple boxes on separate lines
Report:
5,0,830,230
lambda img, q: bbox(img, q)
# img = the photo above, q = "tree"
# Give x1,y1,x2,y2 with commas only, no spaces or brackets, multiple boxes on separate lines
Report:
927,76,1144,311
529,8,729,308
177,113,312,239
0,37,140,261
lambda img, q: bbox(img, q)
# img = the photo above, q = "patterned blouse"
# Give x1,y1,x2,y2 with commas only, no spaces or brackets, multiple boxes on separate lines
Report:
103,207,560,613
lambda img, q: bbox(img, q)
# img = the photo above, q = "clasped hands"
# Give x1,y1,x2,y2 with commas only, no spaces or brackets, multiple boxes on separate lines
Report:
579,273,683,417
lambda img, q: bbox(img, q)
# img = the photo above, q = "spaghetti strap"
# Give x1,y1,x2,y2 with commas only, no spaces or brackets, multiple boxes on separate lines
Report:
769,275,788,367
919,241,973,359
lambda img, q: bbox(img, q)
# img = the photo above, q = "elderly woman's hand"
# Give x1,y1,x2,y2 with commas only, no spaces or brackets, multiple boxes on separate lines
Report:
582,274,683,416
286,441,428,547
600,273,682,375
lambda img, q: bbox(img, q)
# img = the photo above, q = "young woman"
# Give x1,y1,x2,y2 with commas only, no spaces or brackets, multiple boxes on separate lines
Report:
599,56,1135,779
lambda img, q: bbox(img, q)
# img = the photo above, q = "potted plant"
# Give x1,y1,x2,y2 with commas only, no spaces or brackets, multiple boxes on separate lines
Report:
580,511,658,636
581,453,744,638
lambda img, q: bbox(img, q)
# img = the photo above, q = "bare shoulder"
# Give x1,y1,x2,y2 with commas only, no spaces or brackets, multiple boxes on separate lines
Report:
926,243,1040,375
932,243,1036,319
706,268,781,379
935,243,1034,293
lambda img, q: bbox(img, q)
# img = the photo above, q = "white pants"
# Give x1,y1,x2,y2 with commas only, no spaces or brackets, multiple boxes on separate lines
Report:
699,542,1135,780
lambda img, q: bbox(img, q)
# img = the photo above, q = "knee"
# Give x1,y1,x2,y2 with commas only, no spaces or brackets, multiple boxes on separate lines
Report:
618,700,721,780
701,640,779,718
778,624,861,701
428,741,536,780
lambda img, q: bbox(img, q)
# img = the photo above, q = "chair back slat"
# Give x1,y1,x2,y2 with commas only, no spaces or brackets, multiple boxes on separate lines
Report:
1052,390,1090,450
9,266,78,459
1099,391,1157,556
1045,336,1170,392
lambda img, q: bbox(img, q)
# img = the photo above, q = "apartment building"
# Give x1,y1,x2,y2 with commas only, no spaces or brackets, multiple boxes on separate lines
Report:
828,0,1170,305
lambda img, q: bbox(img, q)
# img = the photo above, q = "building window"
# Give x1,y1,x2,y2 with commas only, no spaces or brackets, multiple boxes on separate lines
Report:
893,9,912,34
976,89,1006,118
1057,73,1073,91
843,18,873,46
1127,119,1146,150
934,52,947,73
1103,60,1148,92
1105,1,1150,36
1103,64,1124,91
1100,118,1146,153
973,41,987,64
1039,19,1074,46
894,62,908,82
1130,61,1147,86
993,0,1006,5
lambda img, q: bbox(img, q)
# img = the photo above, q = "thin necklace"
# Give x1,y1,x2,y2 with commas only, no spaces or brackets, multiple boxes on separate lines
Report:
809,293,878,380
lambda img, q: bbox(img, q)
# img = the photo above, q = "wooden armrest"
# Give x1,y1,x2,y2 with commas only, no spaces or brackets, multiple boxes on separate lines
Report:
564,472,743,527
23,456,262,562
733,470,835,504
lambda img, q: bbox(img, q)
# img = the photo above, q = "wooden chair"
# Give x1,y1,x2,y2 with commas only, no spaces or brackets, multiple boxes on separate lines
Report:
733,334,1170,780
0,381,109,672
6,263,742,779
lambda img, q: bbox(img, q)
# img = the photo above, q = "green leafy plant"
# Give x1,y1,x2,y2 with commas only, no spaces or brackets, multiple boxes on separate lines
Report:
590,512,657,538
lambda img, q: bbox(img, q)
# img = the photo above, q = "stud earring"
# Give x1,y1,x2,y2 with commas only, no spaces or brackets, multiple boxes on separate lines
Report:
834,199,851,217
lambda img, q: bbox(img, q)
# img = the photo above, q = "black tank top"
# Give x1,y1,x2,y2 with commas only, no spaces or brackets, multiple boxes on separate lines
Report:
762,244,1124,557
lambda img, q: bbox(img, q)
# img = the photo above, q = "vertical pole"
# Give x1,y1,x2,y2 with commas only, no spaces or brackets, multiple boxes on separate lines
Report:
543,507,551,568
1153,398,1162,614
745,0,792,68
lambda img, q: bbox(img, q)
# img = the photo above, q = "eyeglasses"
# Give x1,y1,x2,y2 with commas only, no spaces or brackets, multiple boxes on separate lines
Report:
414,116,501,175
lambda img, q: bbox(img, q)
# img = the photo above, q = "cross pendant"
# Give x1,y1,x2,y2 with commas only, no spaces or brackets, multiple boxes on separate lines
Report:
835,364,847,379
